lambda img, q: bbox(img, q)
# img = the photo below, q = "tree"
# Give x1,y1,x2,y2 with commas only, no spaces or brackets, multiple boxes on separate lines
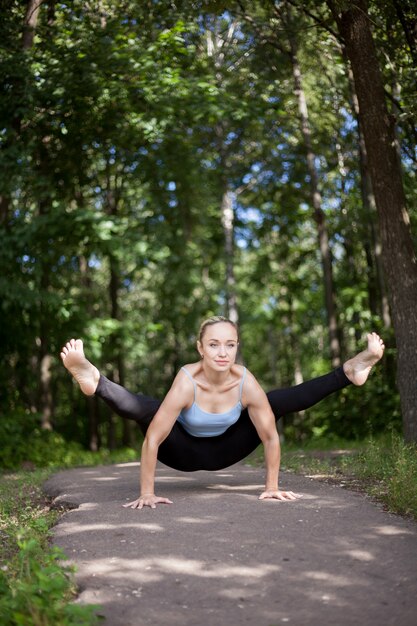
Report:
329,0,417,442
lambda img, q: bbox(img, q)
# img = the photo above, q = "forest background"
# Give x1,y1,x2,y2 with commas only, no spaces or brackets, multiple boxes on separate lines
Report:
1,0,416,469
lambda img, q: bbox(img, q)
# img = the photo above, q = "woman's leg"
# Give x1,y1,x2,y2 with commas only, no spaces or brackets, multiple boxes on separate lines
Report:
95,375,161,435
61,339,162,435
266,367,351,419
266,332,385,419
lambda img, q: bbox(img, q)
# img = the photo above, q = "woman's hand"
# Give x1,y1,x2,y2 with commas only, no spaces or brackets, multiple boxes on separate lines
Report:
259,489,302,501
123,494,173,510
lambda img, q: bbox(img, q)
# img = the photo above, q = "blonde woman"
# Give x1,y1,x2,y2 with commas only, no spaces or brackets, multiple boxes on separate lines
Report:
61,316,384,509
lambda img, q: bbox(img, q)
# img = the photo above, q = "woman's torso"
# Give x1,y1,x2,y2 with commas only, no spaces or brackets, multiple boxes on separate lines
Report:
177,364,247,437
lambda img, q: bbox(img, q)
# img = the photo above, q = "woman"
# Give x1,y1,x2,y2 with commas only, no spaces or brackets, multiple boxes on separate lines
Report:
60,316,385,509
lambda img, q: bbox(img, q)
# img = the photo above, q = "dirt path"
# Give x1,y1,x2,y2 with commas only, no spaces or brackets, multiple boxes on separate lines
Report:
44,462,417,626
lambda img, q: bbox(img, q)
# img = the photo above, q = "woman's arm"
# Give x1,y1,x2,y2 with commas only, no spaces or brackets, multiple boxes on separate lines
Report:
243,371,301,501
123,371,193,509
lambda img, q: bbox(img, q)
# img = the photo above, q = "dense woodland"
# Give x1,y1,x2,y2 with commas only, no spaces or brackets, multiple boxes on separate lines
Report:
1,0,416,461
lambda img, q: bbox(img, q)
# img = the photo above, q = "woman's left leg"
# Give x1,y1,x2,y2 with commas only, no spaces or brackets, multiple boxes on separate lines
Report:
266,367,351,419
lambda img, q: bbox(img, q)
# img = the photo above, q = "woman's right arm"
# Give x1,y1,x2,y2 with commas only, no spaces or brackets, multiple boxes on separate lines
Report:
123,371,192,510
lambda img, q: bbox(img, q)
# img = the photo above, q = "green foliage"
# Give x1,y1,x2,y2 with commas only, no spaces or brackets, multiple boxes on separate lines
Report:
0,469,95,625
0,411,138,470
0,413,82,470
0,457,131,625
1,0,413,450
342,434,417,519
0,469,55,567
0,537,100,626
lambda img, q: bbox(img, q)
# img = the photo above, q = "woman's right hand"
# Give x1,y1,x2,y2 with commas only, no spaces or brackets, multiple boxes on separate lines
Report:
122,494,173,510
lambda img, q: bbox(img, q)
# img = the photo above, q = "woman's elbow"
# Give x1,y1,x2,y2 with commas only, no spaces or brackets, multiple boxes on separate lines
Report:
143,435,158,453
143,431,166,450
262,431,280,446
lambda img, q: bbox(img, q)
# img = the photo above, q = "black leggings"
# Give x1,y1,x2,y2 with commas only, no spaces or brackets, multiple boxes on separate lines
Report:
95,367,351,472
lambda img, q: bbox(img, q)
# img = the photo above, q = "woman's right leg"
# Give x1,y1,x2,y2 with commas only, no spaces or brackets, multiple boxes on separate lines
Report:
60,339,161,436
95,375,161,435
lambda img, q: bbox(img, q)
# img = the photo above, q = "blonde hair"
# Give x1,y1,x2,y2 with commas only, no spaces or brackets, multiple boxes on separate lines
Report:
198,316,239,343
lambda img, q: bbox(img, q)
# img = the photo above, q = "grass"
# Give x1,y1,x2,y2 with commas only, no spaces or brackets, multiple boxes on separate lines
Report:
0,447,137,626
248,433,417,521
0,469,58,563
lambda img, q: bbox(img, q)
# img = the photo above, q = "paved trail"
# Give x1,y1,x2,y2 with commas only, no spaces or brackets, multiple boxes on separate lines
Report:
44,463,417,626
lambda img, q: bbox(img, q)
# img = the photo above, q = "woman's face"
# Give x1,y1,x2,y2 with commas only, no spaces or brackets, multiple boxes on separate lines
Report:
197,322,239,370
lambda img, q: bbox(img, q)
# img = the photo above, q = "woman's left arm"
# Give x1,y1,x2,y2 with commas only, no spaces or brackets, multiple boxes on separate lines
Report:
244,372,302,502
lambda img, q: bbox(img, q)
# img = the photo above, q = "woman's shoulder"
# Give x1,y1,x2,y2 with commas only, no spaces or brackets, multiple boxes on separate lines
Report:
240,368,267,407
230,363,247,378
232,363,257,379
167,365,198,401
237,366,263,394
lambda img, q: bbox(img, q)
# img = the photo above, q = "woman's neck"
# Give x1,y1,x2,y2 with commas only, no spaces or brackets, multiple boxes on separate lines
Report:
201,362,234,386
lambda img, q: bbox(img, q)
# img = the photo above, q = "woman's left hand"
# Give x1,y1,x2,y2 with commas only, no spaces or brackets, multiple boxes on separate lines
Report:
259,489,302,501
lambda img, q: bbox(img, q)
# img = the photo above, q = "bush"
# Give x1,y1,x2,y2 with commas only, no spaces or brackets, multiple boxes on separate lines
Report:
0,413,85,470
0,536,100,626
0,412,138,470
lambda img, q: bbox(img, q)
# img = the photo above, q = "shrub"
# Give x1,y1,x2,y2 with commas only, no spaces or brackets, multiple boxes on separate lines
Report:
0,412,138,470
0,536,100,626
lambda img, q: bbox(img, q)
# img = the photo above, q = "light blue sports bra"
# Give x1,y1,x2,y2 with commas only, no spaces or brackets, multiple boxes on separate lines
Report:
177,367,247,437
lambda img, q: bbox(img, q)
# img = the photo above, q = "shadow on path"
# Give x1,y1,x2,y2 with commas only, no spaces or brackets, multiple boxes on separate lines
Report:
44,463,417,626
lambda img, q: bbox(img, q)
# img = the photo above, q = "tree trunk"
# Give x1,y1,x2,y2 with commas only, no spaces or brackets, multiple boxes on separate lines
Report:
1,1,42,228
209,20,240,327
292,337,305,432
38,286,53,430
79,253,101,450
39,352,53,430
108,259,133,447
333,0,417,442
22,0,43,49
345,58,391,327
23,1,56,430
37,195,53,430
287,27,341,367
334,132,360,342
221,188,239,324
105,179,134,448
87,396,100,452
392,0,417,68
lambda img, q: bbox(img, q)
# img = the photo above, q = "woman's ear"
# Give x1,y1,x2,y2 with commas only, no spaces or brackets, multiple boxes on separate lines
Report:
197,341,203,358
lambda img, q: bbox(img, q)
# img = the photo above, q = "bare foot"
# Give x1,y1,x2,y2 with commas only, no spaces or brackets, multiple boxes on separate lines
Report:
60,339,100,396
343,332,385,386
